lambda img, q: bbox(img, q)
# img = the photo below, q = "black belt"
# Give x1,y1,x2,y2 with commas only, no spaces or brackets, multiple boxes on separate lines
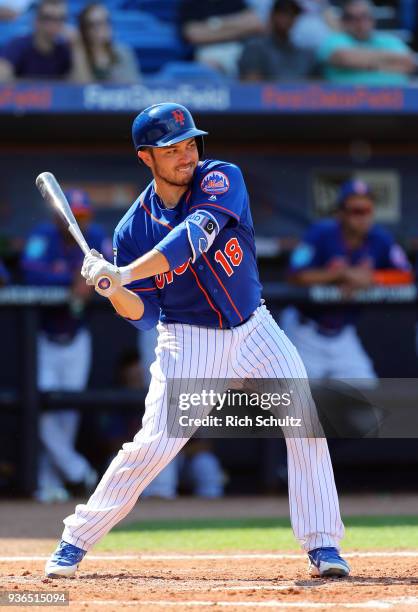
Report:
230,301,263,329
230,312,254,329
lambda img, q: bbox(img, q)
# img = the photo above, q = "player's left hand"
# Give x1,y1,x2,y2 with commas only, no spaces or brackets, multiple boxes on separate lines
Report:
81,249,122,298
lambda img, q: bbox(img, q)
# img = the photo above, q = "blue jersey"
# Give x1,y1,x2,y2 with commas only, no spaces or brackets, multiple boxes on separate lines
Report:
21,221,111,340
114,159,262,329
289,219,411,332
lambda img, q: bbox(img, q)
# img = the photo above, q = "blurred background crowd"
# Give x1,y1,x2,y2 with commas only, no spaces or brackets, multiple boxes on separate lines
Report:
1,0,418,504
0,0,416,84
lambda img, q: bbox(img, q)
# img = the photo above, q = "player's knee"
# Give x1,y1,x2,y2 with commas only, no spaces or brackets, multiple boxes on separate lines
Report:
119,432,177,466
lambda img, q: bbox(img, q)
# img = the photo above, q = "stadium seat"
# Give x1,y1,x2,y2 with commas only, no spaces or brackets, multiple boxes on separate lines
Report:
112,11,187,72
0,12,32,44
155,61,229,82
68,1,124,18
121,0,180,23
111,9,160,26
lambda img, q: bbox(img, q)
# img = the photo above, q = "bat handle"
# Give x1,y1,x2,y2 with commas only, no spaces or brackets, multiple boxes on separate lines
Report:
68,223,90,256
97,276,112,291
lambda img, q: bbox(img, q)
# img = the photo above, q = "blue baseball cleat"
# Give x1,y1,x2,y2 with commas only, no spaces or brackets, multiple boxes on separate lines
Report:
45,540,86,578
308,547,350,578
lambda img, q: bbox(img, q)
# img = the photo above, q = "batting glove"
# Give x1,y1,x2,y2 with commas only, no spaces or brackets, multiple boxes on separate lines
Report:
81,249,131,298
81,249,103,283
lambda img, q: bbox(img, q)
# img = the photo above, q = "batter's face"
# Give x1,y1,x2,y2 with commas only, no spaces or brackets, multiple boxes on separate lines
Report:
138,138,199,187
340,194,374,237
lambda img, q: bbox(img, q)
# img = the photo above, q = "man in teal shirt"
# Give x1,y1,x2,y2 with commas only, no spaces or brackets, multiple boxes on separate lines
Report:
318,0,415,85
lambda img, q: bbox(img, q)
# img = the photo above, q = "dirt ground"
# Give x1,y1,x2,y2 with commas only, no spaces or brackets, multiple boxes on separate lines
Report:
1,494,418,611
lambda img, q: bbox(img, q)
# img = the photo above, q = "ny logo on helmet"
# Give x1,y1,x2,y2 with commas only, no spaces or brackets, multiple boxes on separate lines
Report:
172,109,185,125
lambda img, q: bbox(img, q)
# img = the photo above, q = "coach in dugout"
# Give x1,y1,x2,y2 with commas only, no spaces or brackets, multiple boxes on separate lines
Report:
21,189,111,503
281,179,413,380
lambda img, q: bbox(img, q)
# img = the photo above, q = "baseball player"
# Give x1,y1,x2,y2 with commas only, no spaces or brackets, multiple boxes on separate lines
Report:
282,179,412,380
22,190,110,503
45,103,350,578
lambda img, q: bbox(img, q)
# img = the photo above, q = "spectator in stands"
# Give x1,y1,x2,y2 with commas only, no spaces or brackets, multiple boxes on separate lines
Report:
318,0,416,84
239,0,317,81
0,0,32,22
291,0,341,51
21,189,112,503
71,3,140,84
281,179,413,380
0,0,72,81
179,0,265,76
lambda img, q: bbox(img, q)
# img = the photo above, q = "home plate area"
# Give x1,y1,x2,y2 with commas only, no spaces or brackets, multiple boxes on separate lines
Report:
1,552,418,611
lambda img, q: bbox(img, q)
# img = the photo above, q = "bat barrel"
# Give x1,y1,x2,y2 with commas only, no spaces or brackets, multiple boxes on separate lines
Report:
36,171,91,256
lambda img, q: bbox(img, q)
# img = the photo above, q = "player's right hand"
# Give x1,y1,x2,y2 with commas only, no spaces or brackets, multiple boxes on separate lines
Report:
82,249,126,298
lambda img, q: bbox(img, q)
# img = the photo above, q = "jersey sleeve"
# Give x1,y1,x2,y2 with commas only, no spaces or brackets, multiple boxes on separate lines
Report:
288,224,323,272
114,226,160,330
189,163,246,225
381,34,410,55
155,209,230,270
377,232,411,271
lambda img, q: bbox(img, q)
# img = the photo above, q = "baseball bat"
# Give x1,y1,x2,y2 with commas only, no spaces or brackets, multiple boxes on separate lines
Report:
35,172,91,255
35,172,112,290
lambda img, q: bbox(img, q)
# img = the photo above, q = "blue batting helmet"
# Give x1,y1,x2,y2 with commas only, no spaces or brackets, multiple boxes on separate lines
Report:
132,103,208,159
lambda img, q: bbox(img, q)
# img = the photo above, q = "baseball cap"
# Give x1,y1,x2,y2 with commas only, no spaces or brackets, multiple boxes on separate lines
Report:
337,179,374,208
65,189,92,217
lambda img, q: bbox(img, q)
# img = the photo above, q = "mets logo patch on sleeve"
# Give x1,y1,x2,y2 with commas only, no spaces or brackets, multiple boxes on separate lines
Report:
201,170,230,195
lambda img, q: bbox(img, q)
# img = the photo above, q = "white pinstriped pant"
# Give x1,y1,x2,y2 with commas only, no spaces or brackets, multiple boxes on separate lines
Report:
62,304,344,552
